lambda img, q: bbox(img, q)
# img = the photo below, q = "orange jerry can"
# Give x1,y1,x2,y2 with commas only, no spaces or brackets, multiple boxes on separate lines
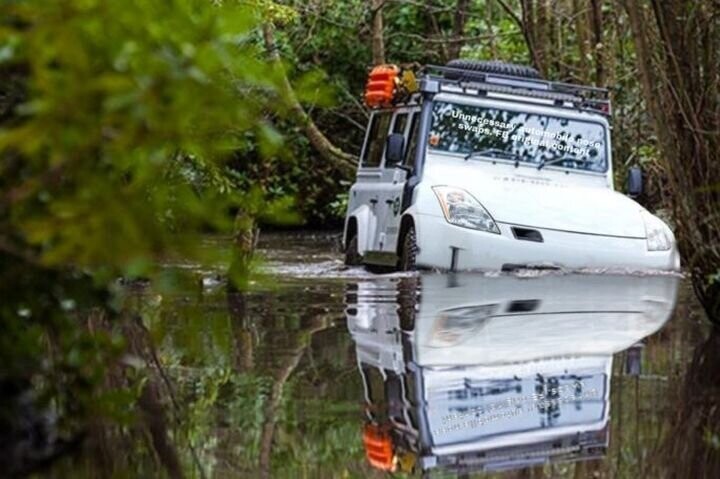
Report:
365,65,400,108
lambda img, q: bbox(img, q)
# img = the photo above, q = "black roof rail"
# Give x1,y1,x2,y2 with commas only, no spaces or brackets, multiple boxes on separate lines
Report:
418,64,611,116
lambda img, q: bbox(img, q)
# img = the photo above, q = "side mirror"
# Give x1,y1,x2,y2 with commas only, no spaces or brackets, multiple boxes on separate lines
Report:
385,133,405,165
626,166,643,198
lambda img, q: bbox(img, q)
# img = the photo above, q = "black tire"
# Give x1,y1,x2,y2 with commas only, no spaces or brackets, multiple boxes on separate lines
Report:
344,234,362,266
397,277,419,330
445,59,541,79
398,226,418,271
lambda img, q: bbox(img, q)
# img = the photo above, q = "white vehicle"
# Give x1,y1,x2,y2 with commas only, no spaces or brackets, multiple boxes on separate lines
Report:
349,272,679,474
343,61,680,272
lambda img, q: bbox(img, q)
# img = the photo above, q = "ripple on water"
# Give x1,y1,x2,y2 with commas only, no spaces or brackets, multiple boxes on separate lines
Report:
125,232,710,478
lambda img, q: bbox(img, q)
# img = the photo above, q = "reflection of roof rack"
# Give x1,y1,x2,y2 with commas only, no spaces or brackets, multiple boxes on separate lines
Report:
418,65,612,117
432,427,608,473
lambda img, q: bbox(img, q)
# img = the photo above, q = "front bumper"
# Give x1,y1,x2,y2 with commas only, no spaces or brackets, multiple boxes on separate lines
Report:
414,213,681,272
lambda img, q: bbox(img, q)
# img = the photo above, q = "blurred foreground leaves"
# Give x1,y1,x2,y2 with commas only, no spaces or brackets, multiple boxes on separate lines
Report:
0,0,319,474
0,0,292,278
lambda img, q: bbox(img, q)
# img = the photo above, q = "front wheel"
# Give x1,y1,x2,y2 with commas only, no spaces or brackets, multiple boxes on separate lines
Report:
398,226,418,271
344,234,362,266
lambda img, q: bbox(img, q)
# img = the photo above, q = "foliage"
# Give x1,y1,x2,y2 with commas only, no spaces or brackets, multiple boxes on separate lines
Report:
0,0,290,279
266,0,659,225
1,0,719,476
623,0,720,319
0,0,304,474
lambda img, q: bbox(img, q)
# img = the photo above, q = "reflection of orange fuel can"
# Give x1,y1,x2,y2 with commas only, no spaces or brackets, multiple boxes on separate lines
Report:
362,423,395,471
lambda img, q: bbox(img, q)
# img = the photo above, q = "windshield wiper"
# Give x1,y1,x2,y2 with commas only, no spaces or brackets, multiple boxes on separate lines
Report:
464,148,519,164
537,157,592,170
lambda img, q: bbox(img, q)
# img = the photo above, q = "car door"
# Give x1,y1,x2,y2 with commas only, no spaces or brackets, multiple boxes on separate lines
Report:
378,109,421,254
348,110,393,255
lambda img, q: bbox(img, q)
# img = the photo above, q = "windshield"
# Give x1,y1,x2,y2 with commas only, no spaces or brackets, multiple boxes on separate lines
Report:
428,101,608,172
425,372,607,447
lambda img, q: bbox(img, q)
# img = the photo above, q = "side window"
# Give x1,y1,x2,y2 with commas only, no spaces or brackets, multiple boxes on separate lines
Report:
403,373,419,428
404,112,420,167
362,366,388,415
392,113,409,135
384,113,409,167
361,111,392,168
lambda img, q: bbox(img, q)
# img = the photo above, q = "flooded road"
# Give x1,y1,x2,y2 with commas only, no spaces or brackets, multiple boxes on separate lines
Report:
123,232,717,478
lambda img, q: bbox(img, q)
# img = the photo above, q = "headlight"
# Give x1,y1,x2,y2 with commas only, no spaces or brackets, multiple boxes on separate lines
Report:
432,186,500,233
641,210,672,251
429,304,498,347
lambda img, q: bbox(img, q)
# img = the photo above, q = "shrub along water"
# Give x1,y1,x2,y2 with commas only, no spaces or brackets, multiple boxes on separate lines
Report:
624,0,720,322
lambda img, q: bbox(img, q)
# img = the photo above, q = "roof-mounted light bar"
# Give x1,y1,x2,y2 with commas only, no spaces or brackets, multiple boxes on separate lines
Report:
419,64,612,116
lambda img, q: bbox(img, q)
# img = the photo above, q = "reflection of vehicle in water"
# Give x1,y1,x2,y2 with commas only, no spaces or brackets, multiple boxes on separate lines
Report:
347,273,679,475
343,61,680,272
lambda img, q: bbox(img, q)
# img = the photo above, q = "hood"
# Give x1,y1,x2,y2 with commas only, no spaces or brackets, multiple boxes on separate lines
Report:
424,159,646,238
413,273,679,366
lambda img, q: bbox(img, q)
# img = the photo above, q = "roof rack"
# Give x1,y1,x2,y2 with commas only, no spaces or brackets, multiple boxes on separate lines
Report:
418,64,611,116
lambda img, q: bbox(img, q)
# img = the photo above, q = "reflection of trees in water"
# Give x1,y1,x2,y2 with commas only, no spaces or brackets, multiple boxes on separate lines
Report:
47,278,363,478
653,330,720,478
225,287,363,478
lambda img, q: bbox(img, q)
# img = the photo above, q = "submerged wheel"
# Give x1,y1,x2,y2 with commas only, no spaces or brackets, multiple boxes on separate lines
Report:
445,59,541,79
397,277,419,330
398,226,418,271
344,234,362,266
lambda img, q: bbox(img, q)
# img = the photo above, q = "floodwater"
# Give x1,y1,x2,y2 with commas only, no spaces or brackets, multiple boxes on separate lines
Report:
79,232,720,478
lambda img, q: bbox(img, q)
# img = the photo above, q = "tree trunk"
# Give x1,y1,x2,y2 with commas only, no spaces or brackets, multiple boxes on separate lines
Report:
486,0,498,57
370,0,386,65
589,0,604,85
227,290,254,372
519,0,547,75
535,0,550,75
424,1,449,62
601,2,617,87
573,0,592,82
447,0,471,60
138,381,184,479
257,315,331,478
623,0,720,321
497,0,541,72
652,331,720,476
228,207,257,291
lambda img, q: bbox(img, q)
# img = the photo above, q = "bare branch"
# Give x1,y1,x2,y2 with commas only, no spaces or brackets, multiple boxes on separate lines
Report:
495,0,524,29
386,30,523,44
262,23,357,174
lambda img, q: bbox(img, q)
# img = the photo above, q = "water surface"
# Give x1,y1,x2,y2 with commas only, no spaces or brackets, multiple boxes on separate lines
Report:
98,232,719,478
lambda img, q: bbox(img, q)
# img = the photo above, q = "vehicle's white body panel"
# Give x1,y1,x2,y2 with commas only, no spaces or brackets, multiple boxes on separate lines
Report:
411,201,680,271
412,273,679,366
347,273,679,467
421,155,641,237
424,356,611,455
348,274,679,370
345,92,680,272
